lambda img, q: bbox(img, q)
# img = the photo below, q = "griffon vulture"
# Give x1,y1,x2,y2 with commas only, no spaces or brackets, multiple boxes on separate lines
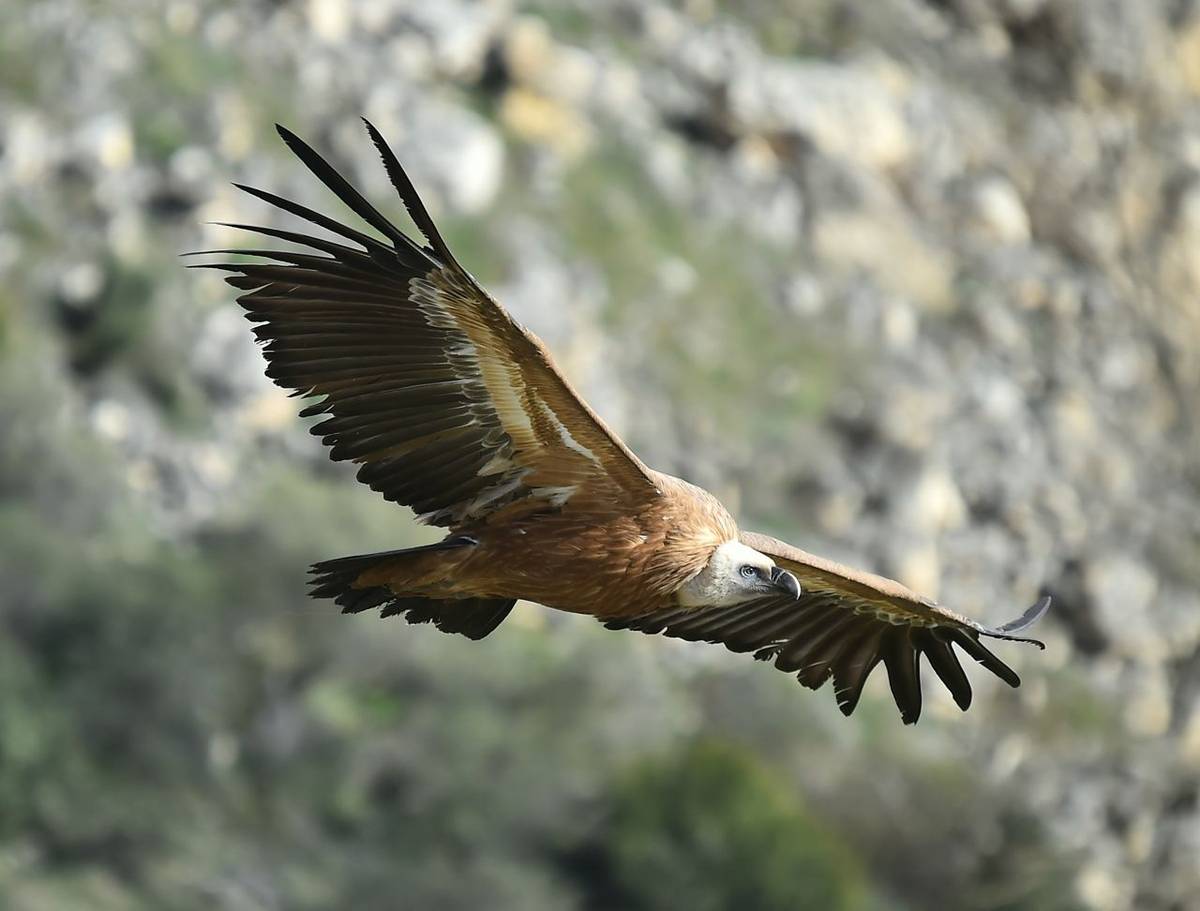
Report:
196,122,1050,724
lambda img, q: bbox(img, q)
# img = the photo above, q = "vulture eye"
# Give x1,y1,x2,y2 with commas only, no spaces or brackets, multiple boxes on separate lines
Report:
739,564,757,579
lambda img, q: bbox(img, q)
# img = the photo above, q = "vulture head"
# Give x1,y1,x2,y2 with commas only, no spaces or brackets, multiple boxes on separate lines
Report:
679,540,802,607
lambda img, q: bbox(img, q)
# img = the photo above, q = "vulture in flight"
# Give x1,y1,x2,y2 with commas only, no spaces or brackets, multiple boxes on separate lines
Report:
197,121,1050,724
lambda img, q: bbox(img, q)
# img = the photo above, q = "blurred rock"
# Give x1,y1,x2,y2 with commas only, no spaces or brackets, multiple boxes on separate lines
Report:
500,88,592,159
1121,665,1171,739
81,112,134,171
400,104,505,214
729,61,912,170
402,0,509,79
307,0,352,44
896,465,967,534
966,175,1032,245
812,210,954,312
1084,555,1160,661
503,16,558,91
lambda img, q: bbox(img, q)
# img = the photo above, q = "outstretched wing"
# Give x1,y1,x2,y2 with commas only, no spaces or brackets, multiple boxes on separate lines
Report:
606,530,1050,724
194,121,659,526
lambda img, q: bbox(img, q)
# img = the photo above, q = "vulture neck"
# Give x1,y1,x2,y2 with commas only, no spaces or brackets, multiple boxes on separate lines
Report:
649,472,742,609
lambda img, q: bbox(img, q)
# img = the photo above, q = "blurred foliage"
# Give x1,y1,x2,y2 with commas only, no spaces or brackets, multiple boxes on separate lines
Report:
603,740,866,911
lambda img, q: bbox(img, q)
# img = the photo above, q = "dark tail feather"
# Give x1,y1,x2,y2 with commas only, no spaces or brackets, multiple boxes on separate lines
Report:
308,537,513,640
380,596,516,640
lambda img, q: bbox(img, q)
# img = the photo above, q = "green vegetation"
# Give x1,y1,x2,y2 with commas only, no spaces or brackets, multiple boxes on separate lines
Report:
605,741,866,911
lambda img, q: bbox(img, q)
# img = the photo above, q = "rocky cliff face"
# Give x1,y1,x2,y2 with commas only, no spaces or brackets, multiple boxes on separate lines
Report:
3,1,1199,908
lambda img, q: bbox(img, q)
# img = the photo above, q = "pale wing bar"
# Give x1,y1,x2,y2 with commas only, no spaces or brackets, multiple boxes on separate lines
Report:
197,252,532,524
193,122,658,524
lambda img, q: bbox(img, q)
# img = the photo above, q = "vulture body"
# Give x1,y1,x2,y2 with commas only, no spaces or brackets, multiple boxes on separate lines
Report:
197,122,1050,724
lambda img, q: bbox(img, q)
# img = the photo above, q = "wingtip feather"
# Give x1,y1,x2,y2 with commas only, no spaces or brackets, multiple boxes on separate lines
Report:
359,117,461,270
979,594,1052,648
998,594,1052,635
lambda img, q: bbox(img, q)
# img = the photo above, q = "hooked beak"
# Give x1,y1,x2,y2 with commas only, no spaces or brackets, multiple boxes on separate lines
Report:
770,566,802,600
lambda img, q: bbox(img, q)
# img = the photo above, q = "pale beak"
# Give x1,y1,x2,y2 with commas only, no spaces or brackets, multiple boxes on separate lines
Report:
770,566,802,600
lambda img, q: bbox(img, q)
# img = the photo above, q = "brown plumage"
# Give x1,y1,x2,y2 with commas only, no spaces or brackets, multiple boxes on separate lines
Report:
195,121,1051,724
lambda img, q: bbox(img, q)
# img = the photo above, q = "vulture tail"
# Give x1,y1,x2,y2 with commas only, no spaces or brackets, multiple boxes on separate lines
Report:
308,537,514,640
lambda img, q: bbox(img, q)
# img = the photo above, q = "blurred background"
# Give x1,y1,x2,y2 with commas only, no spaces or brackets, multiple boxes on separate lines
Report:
2,0,1200,908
